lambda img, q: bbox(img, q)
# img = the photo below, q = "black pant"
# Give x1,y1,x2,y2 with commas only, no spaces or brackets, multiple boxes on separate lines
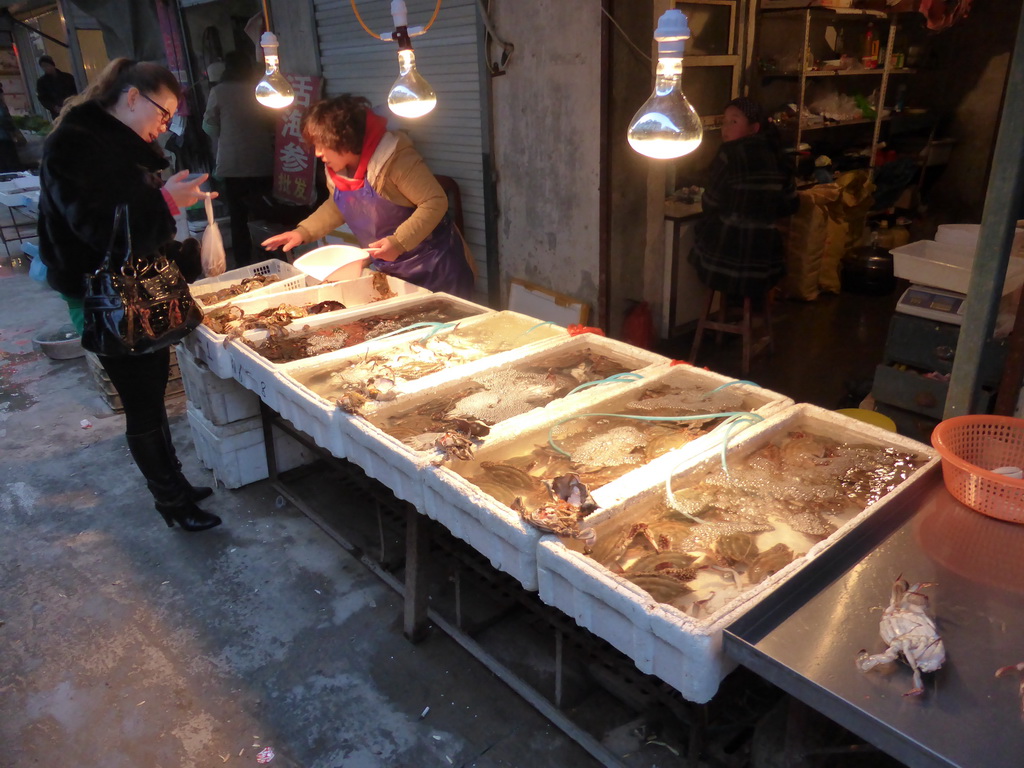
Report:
224,176,273,267
98,348,170,436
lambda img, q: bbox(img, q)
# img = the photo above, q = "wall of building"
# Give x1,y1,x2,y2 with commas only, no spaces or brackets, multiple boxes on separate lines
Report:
607,0,659,337
911,1,1022,226
489,0,604,317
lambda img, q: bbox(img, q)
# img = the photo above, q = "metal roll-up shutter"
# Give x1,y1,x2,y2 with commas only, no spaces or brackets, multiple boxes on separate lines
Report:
313,0,489,294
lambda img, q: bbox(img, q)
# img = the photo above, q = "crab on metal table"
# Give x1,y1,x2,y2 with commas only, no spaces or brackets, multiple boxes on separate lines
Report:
856,576,946,696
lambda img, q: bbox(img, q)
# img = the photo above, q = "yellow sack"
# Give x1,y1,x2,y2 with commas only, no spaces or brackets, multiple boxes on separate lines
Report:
782,185,839,301
822,170,875,293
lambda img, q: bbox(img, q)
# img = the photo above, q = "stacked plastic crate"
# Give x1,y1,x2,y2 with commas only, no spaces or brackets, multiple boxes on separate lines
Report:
84,349,185,412
178,259,319,488
178,343,316,488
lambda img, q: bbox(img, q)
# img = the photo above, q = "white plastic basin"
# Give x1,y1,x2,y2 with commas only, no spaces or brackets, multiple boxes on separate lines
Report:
891,239,1024,295
293,245,371,282
935,224,1024,255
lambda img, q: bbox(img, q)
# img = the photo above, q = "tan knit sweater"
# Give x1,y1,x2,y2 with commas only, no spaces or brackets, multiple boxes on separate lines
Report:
295,132,447,255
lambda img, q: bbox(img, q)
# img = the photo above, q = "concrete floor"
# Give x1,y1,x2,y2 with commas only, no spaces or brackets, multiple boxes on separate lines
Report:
0,249,620,767
1,238,914,768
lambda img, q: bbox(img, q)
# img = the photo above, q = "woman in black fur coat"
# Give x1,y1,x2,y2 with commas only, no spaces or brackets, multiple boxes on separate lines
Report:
38,58,221,532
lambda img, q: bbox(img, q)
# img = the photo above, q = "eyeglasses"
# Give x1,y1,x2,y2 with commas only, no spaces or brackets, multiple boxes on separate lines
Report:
138,91,172,127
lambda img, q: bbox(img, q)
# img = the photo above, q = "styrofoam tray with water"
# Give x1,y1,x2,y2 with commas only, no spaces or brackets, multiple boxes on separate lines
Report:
179,275,431,378
343,333,669,509
418,365,791,590
223,294,493,448
536,403,939,703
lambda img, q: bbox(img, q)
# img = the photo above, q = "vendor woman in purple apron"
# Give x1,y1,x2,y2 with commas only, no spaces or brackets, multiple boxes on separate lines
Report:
261,94,475,298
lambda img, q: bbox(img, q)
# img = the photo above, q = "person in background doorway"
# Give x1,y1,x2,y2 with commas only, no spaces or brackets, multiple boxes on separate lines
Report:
202,50,275,267
261,94,475,297
38,58,220,533
36,55,78,120
688,97,798,298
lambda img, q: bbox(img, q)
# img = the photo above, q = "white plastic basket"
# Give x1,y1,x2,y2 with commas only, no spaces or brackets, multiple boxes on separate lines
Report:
190,258,313,309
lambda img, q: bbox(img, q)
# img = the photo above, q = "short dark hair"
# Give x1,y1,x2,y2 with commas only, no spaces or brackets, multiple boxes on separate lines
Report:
300,95,371,154
725,97,765,127
39,55,55,66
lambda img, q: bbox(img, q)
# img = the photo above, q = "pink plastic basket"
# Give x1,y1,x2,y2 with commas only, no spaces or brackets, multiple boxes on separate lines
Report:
931,415,1024,523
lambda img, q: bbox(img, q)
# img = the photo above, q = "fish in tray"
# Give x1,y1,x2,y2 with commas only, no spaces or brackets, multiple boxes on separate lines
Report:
243,298,479,363
203,300,345,335
192,274,281,304
372,348,635,461
560,429,928,618
857,577,946,697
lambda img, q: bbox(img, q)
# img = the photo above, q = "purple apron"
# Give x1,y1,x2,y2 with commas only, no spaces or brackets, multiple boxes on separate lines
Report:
333,179,474,298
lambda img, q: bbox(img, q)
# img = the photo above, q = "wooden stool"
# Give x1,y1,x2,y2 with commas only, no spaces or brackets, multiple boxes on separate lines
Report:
689,288,774,376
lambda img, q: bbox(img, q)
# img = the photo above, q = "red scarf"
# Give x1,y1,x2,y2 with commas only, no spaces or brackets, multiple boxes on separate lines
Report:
327,110,388,192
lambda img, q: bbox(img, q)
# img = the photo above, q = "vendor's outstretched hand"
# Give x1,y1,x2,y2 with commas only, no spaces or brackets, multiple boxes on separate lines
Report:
367,237,400,262
262,230,304,252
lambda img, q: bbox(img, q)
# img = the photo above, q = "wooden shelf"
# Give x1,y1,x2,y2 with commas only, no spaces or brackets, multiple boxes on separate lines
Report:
799,115,892,130
760,6,887,19
763,67,915,78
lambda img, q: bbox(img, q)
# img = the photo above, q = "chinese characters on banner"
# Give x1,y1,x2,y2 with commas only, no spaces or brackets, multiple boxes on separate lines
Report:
273,75,322,205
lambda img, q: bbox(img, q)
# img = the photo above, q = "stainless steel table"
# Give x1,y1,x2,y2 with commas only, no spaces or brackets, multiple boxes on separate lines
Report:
726,467,1024,768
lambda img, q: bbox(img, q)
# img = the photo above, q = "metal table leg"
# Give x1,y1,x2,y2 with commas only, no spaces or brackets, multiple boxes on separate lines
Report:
403,504,430,643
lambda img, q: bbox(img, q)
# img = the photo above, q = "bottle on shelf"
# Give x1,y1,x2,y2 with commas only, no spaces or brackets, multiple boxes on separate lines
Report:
862,22,880,68
894,83,907,113
876,220,895,250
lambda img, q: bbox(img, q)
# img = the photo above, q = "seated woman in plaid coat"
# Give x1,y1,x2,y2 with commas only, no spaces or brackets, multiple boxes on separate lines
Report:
688,97,798,298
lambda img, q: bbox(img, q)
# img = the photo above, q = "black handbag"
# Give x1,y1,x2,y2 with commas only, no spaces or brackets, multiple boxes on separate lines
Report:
81,204,203,356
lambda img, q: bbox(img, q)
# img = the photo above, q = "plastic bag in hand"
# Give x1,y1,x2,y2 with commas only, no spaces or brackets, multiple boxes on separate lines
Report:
200,194,226,277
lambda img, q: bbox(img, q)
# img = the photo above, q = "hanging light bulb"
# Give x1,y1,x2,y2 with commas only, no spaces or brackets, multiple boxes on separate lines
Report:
627,10,702,159
389,48,436,118
386,0,436,118
255,30,295,109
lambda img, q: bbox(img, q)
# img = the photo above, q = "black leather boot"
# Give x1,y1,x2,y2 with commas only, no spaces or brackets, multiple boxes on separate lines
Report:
159,413,213,502
126,430,222,532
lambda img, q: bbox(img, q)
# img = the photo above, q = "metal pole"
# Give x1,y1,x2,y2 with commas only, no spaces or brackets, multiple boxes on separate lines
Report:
55,0,86,92
945,6,1024,417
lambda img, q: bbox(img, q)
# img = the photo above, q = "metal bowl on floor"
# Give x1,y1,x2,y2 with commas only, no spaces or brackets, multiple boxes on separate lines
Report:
841,246,895,295
32,323,85,360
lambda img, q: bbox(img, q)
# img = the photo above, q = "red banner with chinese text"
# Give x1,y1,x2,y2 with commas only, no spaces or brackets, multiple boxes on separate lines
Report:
273,74,322,205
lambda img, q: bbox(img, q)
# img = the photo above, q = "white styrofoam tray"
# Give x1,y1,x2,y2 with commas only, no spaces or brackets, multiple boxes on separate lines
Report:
0,174,39,205
536,402,938,703
270,310,568,464
190,258,315,310
224,293,494,450
891,239,1024,295
186,405,317,489
418,364,791,590
343,333,670,509
177,343,260,426
180,275,433,378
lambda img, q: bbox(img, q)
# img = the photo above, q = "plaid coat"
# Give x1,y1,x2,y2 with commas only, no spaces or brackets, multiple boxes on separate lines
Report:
688,133,798,297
